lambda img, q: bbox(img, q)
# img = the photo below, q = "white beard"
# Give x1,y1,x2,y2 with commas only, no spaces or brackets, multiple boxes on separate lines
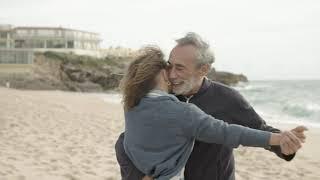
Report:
172,76,198,95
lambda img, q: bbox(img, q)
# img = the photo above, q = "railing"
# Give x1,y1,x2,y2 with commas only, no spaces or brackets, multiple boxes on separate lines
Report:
0,49,34,64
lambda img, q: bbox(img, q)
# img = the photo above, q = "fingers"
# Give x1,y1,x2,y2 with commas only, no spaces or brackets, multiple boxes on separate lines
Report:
142,176,154,180
280,131,302,155
281,135,296,155
281,139,296,155
292,126,308,133
280,136,291,155
279,125,308,155
291,126,308,142
292,132,306,139
286,131,302,148
292,132,306,142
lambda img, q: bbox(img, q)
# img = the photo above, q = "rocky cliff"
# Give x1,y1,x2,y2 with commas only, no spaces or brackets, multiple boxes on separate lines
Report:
0,52,248,91
208,68,248,86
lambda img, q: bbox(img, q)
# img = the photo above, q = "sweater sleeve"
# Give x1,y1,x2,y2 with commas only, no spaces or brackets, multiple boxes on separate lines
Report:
228,88,295,160
182,103,272,148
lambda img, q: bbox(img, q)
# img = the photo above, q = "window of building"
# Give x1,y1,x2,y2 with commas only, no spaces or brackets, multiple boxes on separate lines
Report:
14,40,26,48
83,42,92,49
26,40,45,48
67,41,74,48
65,31,74,38
46,40,65,48
38,30,55,36
0,41,6,47
33,30,38,35
73,41,80,49
0,32,7,39
16,30,28,35
55,30,62,36
8,40,13,48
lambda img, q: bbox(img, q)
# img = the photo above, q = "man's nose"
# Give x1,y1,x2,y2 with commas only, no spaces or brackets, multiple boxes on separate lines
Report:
168,68,178,79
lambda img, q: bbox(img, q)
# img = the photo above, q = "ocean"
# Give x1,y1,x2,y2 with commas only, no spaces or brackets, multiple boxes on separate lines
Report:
235,80,320,128
100,80,320,128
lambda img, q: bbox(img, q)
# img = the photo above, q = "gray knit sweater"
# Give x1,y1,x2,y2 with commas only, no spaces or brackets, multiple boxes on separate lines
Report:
123,90,271,180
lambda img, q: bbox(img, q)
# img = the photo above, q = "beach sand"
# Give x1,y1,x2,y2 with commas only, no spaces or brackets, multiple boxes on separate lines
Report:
0,88,319,180
234,123,320,180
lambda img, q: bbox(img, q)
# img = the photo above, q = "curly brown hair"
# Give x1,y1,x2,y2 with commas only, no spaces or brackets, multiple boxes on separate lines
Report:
120,46,168,111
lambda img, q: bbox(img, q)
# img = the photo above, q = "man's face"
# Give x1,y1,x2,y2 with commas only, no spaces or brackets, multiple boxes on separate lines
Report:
167,45,203,95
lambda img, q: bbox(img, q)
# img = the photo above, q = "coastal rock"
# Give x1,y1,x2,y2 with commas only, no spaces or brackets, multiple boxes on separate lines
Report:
0,51,247,91
207,68,248,86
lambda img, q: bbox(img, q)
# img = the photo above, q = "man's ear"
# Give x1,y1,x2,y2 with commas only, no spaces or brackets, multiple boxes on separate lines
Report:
199,64,210,76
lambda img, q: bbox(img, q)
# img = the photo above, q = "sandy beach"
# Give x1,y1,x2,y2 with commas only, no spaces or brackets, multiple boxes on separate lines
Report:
0,87,319,180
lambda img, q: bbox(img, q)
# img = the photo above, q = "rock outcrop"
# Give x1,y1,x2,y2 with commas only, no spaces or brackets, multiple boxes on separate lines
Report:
208,68,248,86
0,52,132,92
0,52,248,91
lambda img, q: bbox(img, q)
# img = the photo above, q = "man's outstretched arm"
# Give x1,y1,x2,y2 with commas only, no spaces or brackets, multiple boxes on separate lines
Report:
228,90,298,161
115,133,146,180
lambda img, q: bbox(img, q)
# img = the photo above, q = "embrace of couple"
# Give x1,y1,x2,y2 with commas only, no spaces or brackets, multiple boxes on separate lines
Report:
114,32,307,180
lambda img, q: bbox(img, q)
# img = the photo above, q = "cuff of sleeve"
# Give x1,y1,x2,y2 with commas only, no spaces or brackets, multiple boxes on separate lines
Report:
243,128,272,147
268,145,296,161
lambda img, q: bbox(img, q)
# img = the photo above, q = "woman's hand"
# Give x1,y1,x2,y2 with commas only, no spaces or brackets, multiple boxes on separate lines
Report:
269,126,307,155
142,175,154,180
280,126,308,155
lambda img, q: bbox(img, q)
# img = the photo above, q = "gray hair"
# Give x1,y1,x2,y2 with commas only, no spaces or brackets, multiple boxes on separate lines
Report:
175,32,215,67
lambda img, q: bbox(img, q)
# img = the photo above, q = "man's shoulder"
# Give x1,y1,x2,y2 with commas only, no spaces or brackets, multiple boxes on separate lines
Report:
209,80,231,90
206,80,241,98
202,80,251,110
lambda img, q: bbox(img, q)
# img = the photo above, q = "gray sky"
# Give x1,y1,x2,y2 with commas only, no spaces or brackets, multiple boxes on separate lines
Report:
1,0,320,80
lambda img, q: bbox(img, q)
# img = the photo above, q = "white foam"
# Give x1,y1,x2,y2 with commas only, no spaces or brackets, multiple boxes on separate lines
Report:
234,83,271,91
256,109,320,128
306,103,320,111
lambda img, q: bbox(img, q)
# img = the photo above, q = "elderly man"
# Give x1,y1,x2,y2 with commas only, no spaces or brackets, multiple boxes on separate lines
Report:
115,32,304,180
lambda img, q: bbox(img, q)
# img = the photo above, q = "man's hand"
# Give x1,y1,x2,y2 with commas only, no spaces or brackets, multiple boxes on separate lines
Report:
142,175,154,180
280,126,308,155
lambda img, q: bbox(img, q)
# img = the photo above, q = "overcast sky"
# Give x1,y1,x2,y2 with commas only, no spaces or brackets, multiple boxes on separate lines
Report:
1,0,319,80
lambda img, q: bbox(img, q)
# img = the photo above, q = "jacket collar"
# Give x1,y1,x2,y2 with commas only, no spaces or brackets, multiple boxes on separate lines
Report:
196,77,211,97
146,89,179,101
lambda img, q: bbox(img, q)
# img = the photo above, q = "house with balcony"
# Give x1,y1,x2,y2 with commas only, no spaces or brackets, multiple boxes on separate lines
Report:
0,24,101,50
0,24,102,64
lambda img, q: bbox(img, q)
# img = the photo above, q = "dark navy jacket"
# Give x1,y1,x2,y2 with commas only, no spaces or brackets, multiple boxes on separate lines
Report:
115,78,294,180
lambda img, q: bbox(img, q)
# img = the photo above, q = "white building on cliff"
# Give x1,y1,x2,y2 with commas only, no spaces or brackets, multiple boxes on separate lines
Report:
0,24,102,64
